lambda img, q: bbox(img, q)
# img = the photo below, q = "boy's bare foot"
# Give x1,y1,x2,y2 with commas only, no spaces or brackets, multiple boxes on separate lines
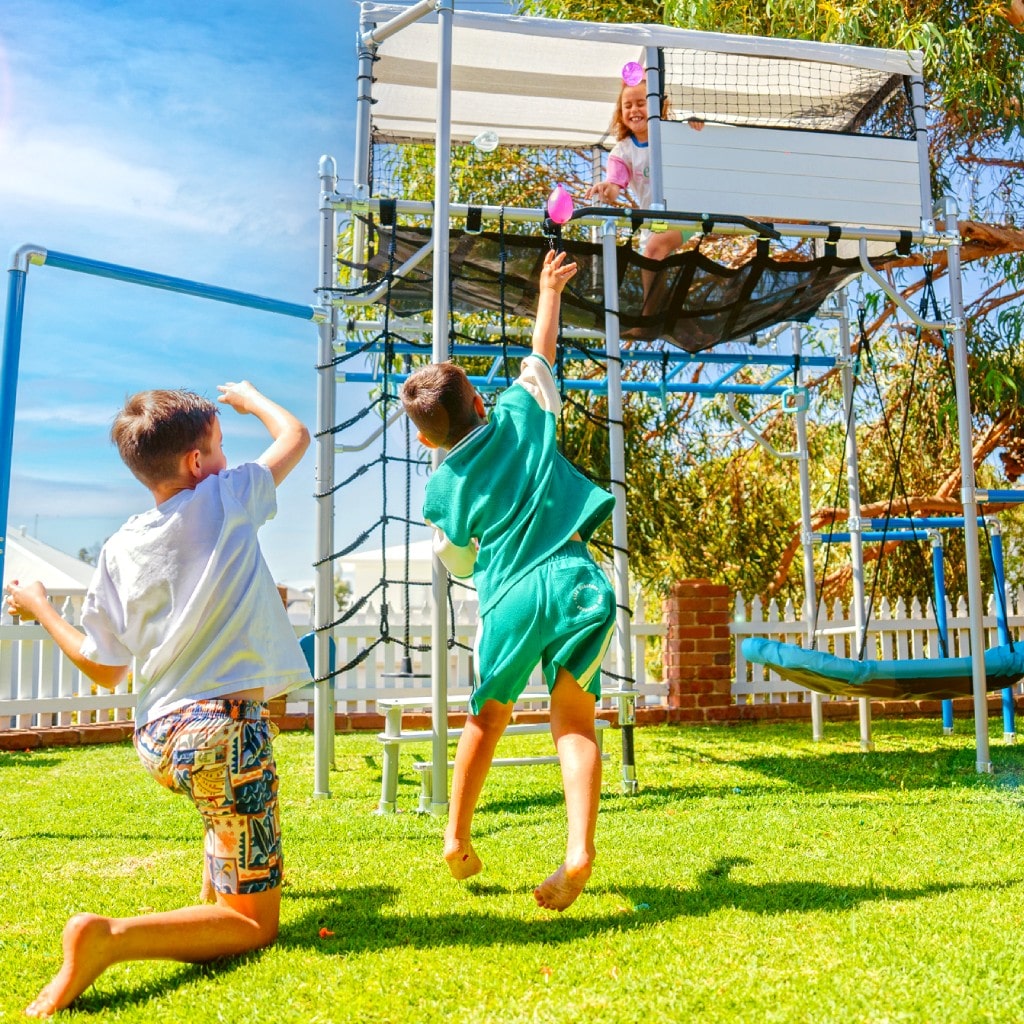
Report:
26,913,113,1017
533,858,593,912
443,839,483,880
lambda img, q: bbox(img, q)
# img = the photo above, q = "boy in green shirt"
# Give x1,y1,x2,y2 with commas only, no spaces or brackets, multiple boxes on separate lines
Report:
400,250,615,911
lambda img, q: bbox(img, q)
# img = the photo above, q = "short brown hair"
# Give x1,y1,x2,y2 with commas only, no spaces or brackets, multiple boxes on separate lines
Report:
111,389,219,487
399,362,481,449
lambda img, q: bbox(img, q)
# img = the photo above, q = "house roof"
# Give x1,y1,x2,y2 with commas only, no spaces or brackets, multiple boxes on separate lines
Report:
3,528,96,596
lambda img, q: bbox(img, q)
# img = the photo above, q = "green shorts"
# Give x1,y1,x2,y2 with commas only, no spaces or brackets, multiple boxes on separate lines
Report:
471,541,616,714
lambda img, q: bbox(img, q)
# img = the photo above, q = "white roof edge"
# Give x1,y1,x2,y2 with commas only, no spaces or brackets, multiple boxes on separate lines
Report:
360,4,923,77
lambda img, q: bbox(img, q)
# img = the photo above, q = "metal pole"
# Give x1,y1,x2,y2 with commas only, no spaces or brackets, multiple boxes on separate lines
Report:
0,252,34,585
988,520,1015,742
790,325,823,740
360,0,439,46
314,156,340,798
428,0,454,815
644,46,665,212
38,251,315,320
910,76,934,234
351,10,377,288
931,532,955,734
838,294,873,751
601,220,638,794
943,195,992,773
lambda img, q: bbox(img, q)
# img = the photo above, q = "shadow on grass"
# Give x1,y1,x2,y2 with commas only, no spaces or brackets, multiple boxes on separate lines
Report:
280,857,1004,953
0,751,63,769
64,954,256,1014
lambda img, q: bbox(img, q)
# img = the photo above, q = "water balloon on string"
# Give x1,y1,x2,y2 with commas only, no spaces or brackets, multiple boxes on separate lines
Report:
546,184,574,225
622,61,644,86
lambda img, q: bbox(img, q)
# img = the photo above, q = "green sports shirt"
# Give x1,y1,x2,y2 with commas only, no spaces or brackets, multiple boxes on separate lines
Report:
423,354,615,614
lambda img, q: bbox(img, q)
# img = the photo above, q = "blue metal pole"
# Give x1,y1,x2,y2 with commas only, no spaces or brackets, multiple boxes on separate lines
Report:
931,533,954,734
0,263,28,586
988,521,1016,741
41,250,317,321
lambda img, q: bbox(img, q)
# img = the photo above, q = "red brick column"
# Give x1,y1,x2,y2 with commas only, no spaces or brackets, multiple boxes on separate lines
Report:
662,579,734,723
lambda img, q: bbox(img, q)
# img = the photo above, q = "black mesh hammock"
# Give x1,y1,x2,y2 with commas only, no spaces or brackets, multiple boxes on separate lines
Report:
344,219,871,353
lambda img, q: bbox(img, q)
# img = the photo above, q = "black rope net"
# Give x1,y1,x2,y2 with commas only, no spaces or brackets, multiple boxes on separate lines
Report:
660,49,915,138
340,220,870,353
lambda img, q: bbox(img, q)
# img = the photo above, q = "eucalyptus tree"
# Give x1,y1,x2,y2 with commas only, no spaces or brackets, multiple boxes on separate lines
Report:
507,0,1024,605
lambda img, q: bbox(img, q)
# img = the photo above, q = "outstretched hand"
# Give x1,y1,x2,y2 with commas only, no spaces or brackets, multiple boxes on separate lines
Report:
539,249,577,295
584,181,621,204
216,381,262,415
4,579,49,621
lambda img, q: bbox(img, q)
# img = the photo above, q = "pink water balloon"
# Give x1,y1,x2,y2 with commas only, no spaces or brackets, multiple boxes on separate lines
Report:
546,184,574,225
622,61,644,86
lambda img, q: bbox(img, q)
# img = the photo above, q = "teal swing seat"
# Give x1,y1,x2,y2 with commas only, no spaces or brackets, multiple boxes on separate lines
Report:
741,637,1024,701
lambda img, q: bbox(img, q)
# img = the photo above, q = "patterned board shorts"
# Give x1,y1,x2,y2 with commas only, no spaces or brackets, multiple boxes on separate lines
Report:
134,699,282,895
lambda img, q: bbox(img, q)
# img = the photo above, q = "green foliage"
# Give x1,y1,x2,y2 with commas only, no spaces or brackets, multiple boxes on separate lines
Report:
334,574,352,614
352,0,1024,611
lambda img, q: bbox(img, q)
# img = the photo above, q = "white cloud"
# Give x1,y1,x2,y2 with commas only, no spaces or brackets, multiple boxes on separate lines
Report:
12,402,117,428
0,127,239,234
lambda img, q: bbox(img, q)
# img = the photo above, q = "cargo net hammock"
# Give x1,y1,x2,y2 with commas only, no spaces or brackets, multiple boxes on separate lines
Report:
342,217,884,353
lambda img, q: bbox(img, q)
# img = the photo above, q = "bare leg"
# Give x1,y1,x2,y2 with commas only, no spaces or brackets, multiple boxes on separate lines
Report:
25,887,280,1018
534,670,600,912
199,845,214,904
444,698,513,880
634,229,684,326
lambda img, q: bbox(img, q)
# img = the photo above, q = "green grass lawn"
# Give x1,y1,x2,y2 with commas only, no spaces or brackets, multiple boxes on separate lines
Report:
3,719,1024,1023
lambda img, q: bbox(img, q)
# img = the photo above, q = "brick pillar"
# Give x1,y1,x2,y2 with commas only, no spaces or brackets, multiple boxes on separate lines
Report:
662,579,733,722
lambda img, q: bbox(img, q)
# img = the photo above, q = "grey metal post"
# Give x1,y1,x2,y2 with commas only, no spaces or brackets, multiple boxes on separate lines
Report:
352,11,377,287
314,156,340,798
429,0,455,814
838,293,873,751
601,219,638,794
790,325,823,740
910,76,934,233
944,195,992,772
644,46,665,212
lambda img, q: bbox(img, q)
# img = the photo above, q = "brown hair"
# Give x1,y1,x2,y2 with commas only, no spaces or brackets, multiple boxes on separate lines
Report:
399,362,482,450
111,389,219,487
610,79,672,142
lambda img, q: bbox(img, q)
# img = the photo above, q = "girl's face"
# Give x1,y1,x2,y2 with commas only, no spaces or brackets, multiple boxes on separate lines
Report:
620,82,648,141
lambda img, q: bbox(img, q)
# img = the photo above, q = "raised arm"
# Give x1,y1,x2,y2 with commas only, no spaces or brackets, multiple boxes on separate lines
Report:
532,250,578,366
4,581,129,690
217,381,310,486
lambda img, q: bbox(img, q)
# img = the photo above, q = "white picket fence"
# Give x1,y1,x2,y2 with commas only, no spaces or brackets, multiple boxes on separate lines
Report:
10,585,1021,733
0,592,668,731
732,589,1024,704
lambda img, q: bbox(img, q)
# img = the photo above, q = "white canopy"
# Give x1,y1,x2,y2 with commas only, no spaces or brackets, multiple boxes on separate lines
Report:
362,4,923,148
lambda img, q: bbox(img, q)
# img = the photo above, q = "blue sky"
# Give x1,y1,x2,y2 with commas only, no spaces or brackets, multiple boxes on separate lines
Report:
1,0,373,584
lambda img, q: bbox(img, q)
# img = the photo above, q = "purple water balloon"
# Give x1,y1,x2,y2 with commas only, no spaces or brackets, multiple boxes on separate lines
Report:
622,61,644,86
546,184,574,225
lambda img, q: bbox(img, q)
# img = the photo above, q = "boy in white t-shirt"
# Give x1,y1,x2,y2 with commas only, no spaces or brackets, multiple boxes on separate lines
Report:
5,381,310,1018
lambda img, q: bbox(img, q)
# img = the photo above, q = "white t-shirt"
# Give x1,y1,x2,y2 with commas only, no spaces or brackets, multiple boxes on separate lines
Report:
79,462,312,728
606,134,651,210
